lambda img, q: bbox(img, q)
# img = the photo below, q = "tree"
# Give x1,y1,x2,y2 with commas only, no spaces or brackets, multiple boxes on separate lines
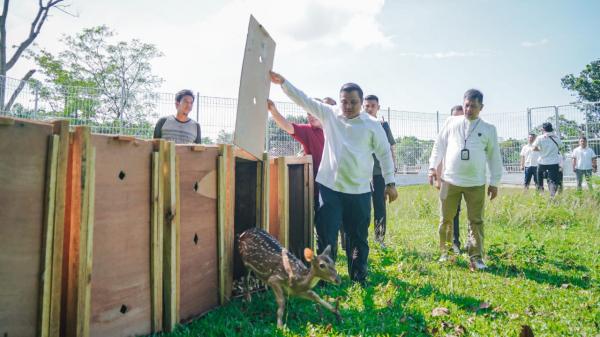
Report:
561,59,600,137
33,25,163,124
395,136,434,167
216,129,233,144
0,0,69,113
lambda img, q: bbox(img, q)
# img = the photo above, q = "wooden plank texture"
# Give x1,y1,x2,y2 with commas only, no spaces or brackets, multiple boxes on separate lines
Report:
0,119,53,337
88,134,153,337
176,145,219,322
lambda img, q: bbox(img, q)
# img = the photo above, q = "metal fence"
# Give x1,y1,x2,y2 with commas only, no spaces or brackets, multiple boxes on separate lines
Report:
1,75,599,185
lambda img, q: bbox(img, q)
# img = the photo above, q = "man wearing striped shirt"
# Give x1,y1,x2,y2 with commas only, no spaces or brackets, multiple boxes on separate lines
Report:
154,89,202,144
428,89,502,270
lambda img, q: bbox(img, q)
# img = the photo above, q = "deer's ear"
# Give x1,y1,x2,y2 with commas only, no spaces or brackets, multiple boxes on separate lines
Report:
322,245,331,257
304,248,314,262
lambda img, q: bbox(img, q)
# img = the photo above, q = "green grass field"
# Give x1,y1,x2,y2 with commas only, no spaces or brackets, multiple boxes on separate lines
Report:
156,185,600,337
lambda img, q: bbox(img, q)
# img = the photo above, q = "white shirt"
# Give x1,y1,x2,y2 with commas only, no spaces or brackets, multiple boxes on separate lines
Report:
429,116,503,187
520,144,540,167
532,132,563,165
281,80,395,194
572,146,596,170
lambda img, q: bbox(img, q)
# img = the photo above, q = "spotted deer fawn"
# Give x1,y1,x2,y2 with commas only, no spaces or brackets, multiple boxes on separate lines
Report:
238,227,342,328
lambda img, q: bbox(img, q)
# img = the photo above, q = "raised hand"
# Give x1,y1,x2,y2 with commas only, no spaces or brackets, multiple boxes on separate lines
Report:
270,71,285,85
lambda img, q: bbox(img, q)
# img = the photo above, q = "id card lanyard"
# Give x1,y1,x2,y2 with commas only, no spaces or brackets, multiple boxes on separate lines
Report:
461,118,481,160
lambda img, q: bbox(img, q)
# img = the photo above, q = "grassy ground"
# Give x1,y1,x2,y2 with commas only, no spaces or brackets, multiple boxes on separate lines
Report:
156,185,600,337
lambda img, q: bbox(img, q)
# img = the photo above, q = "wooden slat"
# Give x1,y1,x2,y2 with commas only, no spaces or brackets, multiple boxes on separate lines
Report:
151,152,163,332
78,144,95,337
260,152,270,231
268,159,279,240
49,120,69,337
277,157,289,248
307,160,315,250
162,140,179,331
217,144,234,304
39,134,60,337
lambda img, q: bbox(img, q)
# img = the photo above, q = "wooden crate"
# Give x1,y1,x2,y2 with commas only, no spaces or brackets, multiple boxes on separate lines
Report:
268,156,314,260
217,145,269,303
0,117,69,337
61,129,162,337
175,144,219,322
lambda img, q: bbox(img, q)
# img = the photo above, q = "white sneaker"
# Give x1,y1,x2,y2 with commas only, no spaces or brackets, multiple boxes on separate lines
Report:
452,244,461,255
470,259,487,270
438,254,450,263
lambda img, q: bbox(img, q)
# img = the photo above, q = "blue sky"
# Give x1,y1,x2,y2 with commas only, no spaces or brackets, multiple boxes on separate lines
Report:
7,0,600,115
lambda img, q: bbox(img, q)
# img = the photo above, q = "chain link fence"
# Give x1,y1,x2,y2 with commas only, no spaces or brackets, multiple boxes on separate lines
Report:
1,75,598,185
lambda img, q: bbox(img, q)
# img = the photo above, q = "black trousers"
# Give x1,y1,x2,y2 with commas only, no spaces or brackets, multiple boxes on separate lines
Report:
371,174,386,242
316,185,371,282
524,166,538,188
537,164,560,196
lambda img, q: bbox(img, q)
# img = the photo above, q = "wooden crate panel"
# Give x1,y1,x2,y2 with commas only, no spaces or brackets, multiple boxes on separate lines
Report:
0,120,53,337
176,146,219,321
89,135,153,337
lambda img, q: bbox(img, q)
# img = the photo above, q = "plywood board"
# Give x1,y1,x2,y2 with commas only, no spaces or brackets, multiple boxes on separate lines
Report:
88,135,153,337
176,145,219,322
0,119,53,337
233,15,276,160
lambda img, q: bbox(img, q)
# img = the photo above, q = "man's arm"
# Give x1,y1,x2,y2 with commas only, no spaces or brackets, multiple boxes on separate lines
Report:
373,126,395,186
382,122,398,171
391,144,398,172
267,99,294,134
572,150,577,170
428,122,449,185
270,71,334,121
154,117,167,139
520,154,525,170
486,125,503,199
195,123,202,144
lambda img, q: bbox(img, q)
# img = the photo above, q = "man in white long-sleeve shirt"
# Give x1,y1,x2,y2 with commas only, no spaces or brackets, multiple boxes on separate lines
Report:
428,89,502,270
270,71,398,285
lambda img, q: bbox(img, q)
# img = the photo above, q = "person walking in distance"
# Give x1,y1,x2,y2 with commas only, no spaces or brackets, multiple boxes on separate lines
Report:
572,136,597,190
520,133,540,189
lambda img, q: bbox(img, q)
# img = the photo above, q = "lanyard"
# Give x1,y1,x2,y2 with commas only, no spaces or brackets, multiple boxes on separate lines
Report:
462,118,481,149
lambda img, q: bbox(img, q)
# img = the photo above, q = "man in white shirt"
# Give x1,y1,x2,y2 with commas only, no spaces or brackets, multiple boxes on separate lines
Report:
532,122,563,196
428,89,502,270
520,133,541,189
270,71,398,285
572,136,597,190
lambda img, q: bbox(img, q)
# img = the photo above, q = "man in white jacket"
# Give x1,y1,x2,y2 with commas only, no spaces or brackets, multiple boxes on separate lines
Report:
270,71,398,285
428,89,502,270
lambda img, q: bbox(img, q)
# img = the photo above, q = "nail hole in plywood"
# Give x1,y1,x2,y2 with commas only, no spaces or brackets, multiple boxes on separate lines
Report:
118,171,126,180
194,233,199,245
193,181,199,192
258,55,263,63
253,97,257,105
120,304,128,314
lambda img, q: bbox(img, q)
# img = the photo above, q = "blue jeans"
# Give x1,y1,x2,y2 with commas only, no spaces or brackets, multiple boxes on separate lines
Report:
524,166,538,188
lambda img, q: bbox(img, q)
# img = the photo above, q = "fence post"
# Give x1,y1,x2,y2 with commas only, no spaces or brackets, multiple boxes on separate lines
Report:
554,106,560,137
387,107,390,122
196,91,200,124
436,110,440,134
584,103,589,138
527,108,531,133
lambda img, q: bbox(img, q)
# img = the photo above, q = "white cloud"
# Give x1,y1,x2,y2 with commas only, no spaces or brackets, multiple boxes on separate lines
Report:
397,51,488,59
521,38,549,47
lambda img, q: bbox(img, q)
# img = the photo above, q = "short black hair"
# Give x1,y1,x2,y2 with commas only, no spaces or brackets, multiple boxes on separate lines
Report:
450,105,463,114
364,95,379,103
340,83,363,102
580,136,587,141
175,89,195,103
542,122,553,132
463,89,483,104
528,133,537,137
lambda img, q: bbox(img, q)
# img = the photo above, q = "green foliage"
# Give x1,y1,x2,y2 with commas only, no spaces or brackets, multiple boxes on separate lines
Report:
32,25,163,126
154,186,600,337
395,136,434,166
561,59,600,137
499,138,525,166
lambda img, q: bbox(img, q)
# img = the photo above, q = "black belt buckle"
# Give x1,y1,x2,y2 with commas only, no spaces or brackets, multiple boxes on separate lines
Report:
461,148,470,160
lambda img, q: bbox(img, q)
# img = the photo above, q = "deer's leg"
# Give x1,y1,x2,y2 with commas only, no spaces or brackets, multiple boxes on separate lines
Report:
300,290,341,322
244,269,252,302
267,277,286,328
